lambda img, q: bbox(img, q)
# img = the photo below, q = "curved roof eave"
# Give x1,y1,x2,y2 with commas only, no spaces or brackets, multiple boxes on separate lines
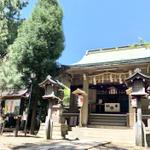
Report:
69,57,150,69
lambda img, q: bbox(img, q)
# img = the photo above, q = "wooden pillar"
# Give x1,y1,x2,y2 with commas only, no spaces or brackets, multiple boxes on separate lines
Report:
14,117,21,137
79,108,82,127
81,74,89,126
147,64,150,74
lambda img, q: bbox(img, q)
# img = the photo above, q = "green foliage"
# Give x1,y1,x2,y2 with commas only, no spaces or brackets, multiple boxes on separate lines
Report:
63,87,70,106
0,0,64,91
0,0,28,58
130,39,150,49
0,59,23,90
9,0,64,85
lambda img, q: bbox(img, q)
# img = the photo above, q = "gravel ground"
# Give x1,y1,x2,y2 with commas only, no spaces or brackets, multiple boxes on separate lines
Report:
1,132,150,150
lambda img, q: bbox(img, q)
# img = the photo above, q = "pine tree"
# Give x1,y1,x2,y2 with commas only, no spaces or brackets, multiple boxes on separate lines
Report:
0,0,28,58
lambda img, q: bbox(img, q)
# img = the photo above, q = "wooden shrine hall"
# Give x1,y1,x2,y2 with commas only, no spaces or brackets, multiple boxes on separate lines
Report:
64,45,150,127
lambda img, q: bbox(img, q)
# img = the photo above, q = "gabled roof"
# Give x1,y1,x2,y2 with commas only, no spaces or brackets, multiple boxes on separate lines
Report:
72,45,150,67
0,89,28,99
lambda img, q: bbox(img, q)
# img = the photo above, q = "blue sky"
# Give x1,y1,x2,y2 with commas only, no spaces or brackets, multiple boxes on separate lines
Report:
22,0,150,65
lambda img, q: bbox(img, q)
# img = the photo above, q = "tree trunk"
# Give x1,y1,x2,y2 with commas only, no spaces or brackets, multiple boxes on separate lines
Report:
30,85,39,134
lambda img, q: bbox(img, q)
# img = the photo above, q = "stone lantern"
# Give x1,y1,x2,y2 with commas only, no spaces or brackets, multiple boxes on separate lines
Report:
126,68,150,147
72,88,87,127
39,75,64,139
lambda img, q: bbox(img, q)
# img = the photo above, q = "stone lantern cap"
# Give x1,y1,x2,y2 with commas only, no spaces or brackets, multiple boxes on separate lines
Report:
42,91,56,99
126,68,150,85
42,92,61,102
39,75,58,88
39,75,65,89
126,68,150,96
39,75,65,102
72,88,87,96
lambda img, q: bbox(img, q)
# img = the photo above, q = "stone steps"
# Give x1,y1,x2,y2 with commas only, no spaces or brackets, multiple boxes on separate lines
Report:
89,121,126,126
88,114,127,126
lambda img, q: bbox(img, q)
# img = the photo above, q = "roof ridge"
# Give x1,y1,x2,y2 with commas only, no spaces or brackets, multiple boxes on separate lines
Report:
87,44,146,55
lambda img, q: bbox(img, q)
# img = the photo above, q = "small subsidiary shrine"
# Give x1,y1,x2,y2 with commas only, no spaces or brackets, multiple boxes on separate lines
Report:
64,45,150,127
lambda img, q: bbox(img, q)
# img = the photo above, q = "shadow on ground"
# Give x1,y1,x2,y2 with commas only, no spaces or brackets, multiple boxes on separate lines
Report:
11,140,129,150
3,134,41,138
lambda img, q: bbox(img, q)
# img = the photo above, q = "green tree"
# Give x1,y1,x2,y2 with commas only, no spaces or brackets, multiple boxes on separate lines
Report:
63,87,70,106
0,0,28,58
0,59,23,92
8,0,64,133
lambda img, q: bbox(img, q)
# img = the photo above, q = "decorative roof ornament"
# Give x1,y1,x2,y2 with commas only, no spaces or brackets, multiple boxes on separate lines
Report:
134,68,141,73
47,75,52,80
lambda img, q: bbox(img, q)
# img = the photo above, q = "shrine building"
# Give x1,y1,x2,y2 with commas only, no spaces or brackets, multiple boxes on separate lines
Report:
64,45,150,127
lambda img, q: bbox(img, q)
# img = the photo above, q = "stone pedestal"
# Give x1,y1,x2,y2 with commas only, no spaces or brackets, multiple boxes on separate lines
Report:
45,102,53,139
38,104,64,139
135,97,145,147
51,104,63,139
128,96,136,127
45,103,63,140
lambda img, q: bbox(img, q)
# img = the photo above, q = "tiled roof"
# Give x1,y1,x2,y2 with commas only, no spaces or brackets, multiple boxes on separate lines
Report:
72,46,150,66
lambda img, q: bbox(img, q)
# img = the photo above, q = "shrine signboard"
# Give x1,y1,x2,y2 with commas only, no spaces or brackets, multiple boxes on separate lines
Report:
4,99,21,115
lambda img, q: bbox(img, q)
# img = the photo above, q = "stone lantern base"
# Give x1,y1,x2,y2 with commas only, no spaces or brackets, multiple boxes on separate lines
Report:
51,104,64,139
37,104,64,139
